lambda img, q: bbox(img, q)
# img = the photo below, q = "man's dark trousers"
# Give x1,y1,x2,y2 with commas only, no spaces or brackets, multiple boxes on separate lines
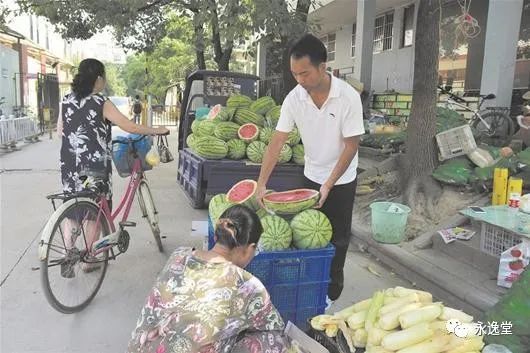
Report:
304,177,357,301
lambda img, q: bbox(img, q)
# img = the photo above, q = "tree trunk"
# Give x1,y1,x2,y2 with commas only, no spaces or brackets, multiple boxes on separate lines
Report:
281,36,297,95
279,0,312,97
217,46,233,71
403,0,442,217
192,11,207,70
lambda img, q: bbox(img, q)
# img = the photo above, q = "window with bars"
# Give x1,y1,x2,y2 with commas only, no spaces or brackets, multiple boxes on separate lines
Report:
401,5,415,47
373,12,394,53
351,24,357,57
320,33,336,61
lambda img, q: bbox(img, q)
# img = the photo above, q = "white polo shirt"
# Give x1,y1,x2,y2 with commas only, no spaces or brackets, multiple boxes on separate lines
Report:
276,75,365,185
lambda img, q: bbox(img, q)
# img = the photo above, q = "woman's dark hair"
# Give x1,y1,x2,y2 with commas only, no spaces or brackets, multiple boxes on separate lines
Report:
289,34,327,67
71,58,105,99
215,205,263,249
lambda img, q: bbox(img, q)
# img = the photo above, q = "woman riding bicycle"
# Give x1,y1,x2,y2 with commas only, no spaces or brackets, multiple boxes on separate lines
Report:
127,205,295,353
56,58,168,276
57,58,168,208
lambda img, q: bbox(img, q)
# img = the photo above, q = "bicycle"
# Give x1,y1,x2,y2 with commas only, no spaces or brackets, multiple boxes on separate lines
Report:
438,85,514,147
38,135,163,313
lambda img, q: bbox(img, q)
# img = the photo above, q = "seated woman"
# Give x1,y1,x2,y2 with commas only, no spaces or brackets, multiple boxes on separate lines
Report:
127,205,289,353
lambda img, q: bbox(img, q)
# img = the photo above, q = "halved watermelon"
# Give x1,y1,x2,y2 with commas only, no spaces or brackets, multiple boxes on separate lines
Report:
226,179,259,210
207,104,223,120
263,188,319,215
238,123,259,143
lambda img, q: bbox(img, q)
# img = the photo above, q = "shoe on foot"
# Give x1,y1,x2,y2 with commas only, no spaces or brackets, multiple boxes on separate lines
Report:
325,296,334,310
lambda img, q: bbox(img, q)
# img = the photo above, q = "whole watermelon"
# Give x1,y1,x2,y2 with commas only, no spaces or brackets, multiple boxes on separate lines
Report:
291,209,332,249
226,94,252,109
208,193,233,224
291,144,305,165
186,133,197,148
287,127,301,146
278,144,292,164
247,141,267,163
260,127,274,144
234,108,265,127
227,139,247,160
259,215,292,251
256,208,269,220
196,120,217,136
265,105,281,128
250,96,276,116
215,107,236,122
191,119,201,134
214,121,240,141
193,136,228,159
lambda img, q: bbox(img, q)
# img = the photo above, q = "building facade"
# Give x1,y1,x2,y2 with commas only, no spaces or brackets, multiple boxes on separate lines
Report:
258,0,529,109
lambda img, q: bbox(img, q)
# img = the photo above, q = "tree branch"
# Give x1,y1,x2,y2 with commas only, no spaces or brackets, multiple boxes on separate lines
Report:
137,0,174,12
208,0,223,64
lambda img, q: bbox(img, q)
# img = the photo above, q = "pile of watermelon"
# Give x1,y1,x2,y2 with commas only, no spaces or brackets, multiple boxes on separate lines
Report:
208,179,333,253
187,94,305,165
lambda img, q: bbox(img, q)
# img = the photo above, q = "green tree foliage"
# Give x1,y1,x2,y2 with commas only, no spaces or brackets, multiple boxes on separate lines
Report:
103,63,127,96
18,0,315,73
120,15,196,103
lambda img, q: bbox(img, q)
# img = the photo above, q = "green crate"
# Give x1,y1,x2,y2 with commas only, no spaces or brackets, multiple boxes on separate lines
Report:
394,102,409,109
372,102,386,109
397,94,413,102
374,94,397,102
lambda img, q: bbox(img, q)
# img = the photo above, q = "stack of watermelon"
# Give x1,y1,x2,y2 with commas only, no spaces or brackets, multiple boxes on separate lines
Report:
187,94,305,165
208,179,333,253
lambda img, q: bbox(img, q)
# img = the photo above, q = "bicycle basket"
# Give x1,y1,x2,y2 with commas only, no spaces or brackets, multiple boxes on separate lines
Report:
112,134,153,177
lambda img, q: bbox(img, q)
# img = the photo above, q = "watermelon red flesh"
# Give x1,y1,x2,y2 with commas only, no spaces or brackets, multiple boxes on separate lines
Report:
238,124,259,141
263,188,319,215
226,179,259,210
264,189,317,202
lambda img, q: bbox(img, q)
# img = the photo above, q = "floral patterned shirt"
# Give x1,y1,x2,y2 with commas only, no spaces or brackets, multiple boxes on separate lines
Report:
60,93,112,199
127,247,285,353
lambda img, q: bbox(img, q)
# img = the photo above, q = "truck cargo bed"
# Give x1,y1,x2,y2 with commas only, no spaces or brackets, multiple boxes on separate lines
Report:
177,148,305,208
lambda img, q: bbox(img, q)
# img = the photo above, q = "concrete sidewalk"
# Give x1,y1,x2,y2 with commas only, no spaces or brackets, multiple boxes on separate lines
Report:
0,132,410,353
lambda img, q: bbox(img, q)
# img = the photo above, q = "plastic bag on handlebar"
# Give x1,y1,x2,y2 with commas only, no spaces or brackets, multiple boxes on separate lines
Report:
146,145,160,167
157,135,174,163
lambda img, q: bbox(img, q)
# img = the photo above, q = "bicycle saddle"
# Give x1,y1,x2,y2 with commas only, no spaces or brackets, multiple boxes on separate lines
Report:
79,170,109,185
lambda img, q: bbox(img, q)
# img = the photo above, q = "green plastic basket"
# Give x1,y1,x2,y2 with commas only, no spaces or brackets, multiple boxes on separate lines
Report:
370,202,411,244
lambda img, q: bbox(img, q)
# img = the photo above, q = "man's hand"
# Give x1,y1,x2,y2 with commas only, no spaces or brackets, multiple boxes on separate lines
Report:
315,183,332,209
255,184,268,209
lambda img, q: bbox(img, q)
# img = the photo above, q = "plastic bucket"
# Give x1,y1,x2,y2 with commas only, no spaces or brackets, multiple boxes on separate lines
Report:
370,201,411,244
195,107,210,120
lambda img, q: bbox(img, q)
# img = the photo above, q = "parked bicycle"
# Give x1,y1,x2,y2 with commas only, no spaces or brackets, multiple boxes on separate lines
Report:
39,135,162,313
438,85,513,147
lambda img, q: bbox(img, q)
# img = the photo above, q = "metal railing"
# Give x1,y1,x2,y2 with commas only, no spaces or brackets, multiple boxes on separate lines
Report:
0,117,40,147
151,105,180,126
258,75,286,103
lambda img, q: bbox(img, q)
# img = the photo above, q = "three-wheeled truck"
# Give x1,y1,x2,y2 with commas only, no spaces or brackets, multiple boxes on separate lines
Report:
177,70,305,209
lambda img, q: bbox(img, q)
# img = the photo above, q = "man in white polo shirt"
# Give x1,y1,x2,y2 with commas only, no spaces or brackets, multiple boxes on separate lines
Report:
256,34,365,304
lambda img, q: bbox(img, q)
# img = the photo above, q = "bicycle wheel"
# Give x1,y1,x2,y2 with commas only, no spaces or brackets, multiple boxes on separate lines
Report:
40,199,109,313
472,111,514,147
137,180,163,252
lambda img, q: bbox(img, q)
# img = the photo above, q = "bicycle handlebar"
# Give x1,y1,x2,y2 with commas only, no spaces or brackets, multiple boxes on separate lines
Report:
112,131,169,145
437,85,467,103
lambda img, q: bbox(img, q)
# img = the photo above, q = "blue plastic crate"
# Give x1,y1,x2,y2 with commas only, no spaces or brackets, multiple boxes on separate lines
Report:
112,134,153,177
208,216,335,330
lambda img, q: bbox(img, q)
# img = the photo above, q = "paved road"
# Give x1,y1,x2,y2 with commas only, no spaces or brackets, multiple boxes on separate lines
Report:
0,131,409,353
